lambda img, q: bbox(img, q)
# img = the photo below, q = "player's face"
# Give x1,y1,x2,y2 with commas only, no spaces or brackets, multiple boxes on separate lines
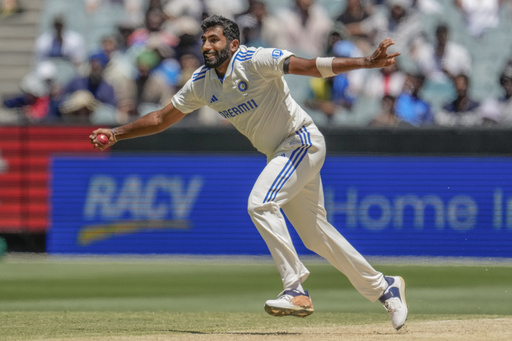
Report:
201,26,233,69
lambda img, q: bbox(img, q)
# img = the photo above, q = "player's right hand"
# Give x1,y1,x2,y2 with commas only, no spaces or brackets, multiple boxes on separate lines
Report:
89,128,116,151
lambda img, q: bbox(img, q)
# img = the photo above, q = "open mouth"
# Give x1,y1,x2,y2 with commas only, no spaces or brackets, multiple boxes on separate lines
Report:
204,52,217,60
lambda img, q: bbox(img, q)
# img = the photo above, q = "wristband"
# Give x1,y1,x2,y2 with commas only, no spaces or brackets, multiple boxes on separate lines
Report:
316,57,336,78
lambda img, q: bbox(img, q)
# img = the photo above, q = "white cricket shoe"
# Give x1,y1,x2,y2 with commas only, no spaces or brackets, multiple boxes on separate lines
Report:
264,289,314,317
379,276,408,330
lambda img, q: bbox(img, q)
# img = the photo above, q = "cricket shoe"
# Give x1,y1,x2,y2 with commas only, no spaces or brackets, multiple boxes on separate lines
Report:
379,276,408,330
264,289,314,317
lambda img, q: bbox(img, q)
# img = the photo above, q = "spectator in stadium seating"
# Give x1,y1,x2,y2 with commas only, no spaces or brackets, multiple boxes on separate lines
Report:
34,14,86,69
455,0,500,38
115,17,138,53
147,0,164,11
61,53,117,123
346,0,424,65
236,0,279,47
86,0,145,27
94,36,118,65
412,24,472,82
0,0,21,17
88,36,124,85
353,62,407,127
59,89,97,124
161,0,205,61
480,62,512,126
336,0,372,27
414,0,444,14
264,0,333,58
144,35,181,89
329,40,366,108
125,49,175,117
95,35,138,122
368,94,406,127
127,8,179,51
3,60,61,123
173,17,203,61
334,0,373,53
33,60,63,121
64,53,116,107
3,60,62,123
203,0,249,20
176,53,201,89
394,73,434,126
435,73,482,127
2,74,50,123
163,0,205,24
361,62,407,100
97,22,179,124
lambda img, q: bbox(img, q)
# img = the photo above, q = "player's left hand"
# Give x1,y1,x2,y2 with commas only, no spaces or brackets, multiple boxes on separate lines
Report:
366,38,401,68
89,128,116,151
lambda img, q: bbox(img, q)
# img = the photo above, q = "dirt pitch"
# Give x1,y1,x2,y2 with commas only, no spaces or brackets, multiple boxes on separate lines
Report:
44,318,512,341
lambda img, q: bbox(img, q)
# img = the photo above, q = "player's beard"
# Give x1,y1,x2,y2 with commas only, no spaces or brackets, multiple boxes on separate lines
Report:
203,42,231,68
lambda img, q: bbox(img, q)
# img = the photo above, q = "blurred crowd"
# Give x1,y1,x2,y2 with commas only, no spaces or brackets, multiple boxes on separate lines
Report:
2,0,512,128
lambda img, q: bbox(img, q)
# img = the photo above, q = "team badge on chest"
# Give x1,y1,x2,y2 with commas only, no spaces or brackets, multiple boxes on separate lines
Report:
236,80,249,94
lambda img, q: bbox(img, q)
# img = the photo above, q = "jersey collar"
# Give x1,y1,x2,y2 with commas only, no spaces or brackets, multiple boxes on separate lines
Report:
223,46,243,81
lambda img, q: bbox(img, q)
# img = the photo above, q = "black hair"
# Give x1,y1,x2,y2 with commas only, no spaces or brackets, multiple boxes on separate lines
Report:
500,62,512,84
201,15,240,43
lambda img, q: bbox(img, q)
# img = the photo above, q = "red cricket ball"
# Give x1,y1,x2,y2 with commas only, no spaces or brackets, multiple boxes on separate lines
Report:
96,133,109,145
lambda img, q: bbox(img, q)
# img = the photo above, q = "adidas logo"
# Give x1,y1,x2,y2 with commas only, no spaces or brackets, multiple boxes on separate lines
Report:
210,95,218,103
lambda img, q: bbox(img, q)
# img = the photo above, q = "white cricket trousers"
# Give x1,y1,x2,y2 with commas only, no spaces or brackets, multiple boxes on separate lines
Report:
247,123,387,302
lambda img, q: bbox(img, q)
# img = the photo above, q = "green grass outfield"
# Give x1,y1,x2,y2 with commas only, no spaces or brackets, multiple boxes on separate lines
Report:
0,254,511,340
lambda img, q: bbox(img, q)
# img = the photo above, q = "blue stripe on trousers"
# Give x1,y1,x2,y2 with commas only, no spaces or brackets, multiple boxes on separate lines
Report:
263,126,312,203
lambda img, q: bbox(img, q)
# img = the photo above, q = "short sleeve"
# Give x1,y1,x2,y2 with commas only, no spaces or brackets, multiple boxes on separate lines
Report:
251,48,295,79
171,77,206,114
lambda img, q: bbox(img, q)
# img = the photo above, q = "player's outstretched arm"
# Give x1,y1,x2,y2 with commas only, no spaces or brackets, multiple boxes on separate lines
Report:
89,101,186,151
287,38,401,78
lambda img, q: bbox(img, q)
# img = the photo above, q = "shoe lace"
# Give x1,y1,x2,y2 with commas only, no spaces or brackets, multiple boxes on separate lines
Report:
276,291,293,302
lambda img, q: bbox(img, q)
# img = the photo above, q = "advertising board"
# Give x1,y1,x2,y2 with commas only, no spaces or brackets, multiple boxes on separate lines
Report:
48,155,512,257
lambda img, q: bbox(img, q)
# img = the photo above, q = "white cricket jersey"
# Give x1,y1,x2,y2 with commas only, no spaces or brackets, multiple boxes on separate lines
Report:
171,45,315,156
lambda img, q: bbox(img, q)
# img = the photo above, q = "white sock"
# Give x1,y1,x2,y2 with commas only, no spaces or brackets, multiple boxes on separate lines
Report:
295,284,305,294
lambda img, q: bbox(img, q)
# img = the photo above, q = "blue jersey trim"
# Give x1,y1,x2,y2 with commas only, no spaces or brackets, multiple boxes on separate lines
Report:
229,49,256,71
235,51,255,62
192,66,208,82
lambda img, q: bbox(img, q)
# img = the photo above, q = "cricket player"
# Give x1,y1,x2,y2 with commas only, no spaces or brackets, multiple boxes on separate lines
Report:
90,15,408,330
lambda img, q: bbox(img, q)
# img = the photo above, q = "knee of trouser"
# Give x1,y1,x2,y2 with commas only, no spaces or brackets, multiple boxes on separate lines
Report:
301,238,321,253
247,196,280,217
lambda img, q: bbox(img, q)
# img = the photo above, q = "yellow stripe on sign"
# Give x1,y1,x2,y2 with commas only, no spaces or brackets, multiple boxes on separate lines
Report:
78,220,191,246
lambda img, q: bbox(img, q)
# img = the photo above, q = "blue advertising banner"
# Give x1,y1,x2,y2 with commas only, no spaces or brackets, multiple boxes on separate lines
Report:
48,155,512,257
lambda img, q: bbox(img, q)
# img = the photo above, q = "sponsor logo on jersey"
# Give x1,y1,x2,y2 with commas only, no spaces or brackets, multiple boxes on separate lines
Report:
272,49,283,59
210,95,219,103
218,99,258,119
